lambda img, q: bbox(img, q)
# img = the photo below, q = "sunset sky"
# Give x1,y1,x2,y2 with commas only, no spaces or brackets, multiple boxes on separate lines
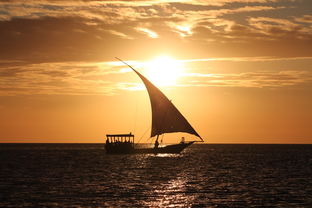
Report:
0,0,311,143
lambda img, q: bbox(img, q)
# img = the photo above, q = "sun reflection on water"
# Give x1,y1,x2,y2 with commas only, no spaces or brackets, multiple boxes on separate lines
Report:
151,153,182,158
144,176,194,207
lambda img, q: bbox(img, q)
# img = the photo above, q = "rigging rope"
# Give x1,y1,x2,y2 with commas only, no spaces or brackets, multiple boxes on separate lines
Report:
137,126,151,143
133,92,139,135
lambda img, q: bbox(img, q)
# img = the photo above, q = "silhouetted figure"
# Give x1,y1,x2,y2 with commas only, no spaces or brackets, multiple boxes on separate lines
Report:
180,137,185,144
154,139,159,149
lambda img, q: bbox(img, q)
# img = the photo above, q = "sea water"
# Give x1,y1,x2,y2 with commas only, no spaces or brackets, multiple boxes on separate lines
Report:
0,144,311,207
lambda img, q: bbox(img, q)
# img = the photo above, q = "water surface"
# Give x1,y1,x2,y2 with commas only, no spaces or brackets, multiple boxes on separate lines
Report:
1,144,311,207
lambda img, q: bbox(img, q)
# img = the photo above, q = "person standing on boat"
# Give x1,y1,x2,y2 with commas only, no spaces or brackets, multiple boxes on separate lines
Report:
154,139,159,149
180,137,185,144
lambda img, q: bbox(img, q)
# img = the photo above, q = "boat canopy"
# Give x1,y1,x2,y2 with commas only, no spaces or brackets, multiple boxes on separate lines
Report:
106,133,134,143
106,133,134,137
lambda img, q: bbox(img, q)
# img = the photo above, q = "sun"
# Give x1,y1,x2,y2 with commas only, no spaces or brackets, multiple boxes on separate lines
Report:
144,55,184,87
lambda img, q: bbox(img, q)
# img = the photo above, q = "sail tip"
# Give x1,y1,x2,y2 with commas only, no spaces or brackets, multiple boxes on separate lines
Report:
115,57,137,72
115,57,122,62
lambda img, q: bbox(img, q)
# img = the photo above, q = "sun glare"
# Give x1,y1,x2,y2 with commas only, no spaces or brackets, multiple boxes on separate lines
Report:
145,55,184,87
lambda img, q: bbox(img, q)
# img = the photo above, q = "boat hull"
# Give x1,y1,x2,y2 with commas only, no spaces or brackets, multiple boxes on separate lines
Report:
105,142,194,154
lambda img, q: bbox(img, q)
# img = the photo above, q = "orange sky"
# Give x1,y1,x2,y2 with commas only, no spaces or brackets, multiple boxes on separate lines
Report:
0,0,311,143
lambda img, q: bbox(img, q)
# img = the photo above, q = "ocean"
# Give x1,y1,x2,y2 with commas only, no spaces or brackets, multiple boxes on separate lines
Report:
0,144,311,207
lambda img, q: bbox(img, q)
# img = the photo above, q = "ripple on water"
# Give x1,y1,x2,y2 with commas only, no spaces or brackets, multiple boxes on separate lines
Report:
0,144,311,207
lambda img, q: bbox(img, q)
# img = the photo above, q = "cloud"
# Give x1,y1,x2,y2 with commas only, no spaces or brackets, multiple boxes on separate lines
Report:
107,30,133,39
181,56,312,63
0,1,288,26
136,27,159,38
0,0,312,63
0,16,160,63
181,5,279,18
180,70,312,88
1,57,311,96
295,15,312,24
0,61,129,96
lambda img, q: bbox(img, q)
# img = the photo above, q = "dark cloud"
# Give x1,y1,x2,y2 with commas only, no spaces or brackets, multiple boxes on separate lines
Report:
0,67,23,77
0,16,125,62
0,14,187,63
0,0,311,63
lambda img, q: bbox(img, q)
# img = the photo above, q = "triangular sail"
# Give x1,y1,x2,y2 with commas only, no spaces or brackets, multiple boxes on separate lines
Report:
117,58,203,141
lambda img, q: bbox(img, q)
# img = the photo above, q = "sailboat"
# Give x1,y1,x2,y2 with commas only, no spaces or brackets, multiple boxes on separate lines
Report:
105,58,203,154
